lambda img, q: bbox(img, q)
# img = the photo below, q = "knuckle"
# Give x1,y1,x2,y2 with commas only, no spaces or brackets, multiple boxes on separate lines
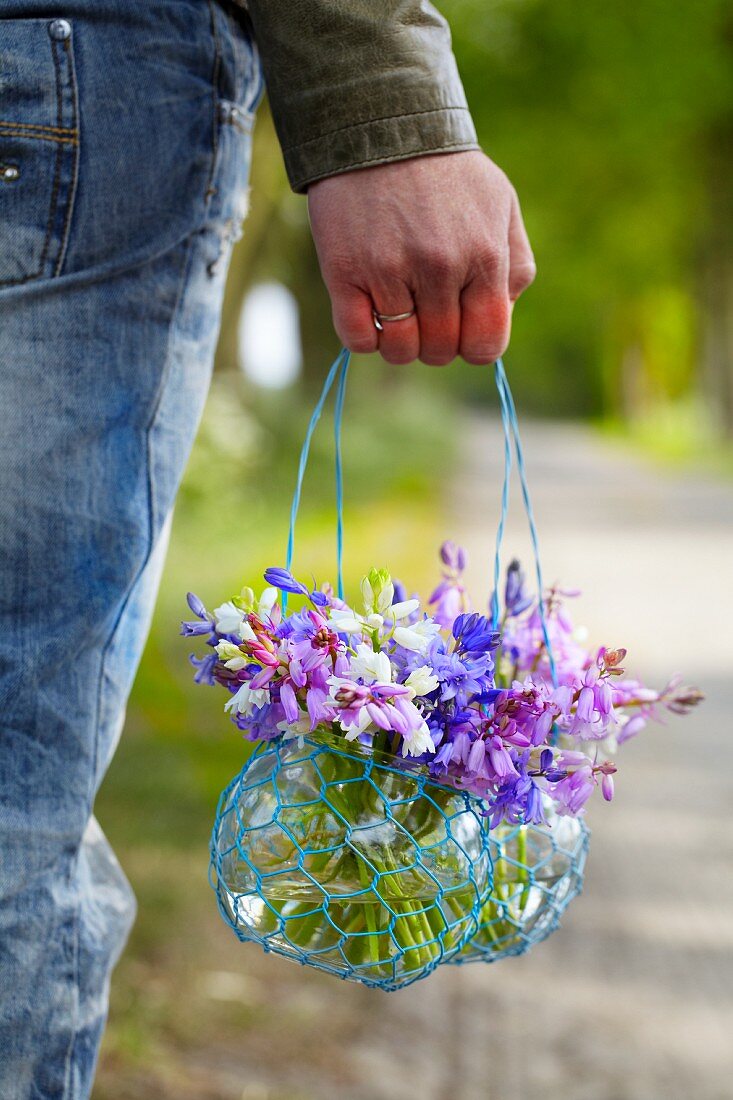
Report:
371,255,408,288
417,245,458,280
473,243,506,283
510,260,537,296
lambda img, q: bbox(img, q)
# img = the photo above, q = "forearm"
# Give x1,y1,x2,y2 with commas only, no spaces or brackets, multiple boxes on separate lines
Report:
243,0,479,192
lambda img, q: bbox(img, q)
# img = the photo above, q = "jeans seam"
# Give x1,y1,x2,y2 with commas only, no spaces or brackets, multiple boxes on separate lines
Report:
0,118,76,132
0,124,78,140
37,36,66,277
54,37,81,277
205,0,223,203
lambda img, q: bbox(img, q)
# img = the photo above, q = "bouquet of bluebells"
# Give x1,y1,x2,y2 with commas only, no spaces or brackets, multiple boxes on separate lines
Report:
184,541,701,823
183,543,701,979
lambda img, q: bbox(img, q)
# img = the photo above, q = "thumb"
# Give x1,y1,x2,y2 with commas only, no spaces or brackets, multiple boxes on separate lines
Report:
507,190,536,301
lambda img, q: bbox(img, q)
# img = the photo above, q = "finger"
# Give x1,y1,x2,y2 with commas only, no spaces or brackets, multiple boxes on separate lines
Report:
415,276,461,367
372,279,419,365
508,189,536,301
330,284,379,355
459,277,512,365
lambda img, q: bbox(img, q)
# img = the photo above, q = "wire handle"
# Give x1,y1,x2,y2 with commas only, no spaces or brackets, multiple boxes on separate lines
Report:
492,360,558,686
284,347,557,686
285,347,350,606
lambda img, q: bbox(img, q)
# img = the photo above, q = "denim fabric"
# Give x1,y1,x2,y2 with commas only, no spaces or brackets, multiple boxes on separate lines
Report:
0,3,263,1096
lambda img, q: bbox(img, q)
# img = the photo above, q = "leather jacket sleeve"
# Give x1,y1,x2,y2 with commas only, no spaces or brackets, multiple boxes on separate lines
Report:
240,0,479,193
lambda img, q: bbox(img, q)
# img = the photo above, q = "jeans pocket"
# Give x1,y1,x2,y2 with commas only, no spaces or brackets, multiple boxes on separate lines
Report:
0,17,80,287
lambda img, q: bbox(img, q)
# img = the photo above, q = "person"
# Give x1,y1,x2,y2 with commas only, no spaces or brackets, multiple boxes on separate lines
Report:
0,1,535,1095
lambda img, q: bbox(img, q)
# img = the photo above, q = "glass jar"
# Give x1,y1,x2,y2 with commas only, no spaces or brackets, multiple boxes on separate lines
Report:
210,731,492,990
452,797,589,964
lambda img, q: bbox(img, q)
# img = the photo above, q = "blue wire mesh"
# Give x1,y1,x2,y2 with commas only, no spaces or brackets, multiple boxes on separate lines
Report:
450,804,590,965
210,734,493,991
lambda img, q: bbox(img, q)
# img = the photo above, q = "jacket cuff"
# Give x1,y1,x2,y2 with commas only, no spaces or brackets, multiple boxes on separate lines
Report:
244,1,480,194
284,105,479,193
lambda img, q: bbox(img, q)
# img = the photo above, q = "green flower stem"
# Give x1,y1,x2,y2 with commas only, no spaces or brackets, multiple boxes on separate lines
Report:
516,825,531,910
252,738,480,975
461,824,535,953
356,851,381,965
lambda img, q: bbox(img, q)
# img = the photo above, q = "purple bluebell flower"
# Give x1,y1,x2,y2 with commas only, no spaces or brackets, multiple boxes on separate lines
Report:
263,567,309,597
181,591,218,649
525,782,546,824
504,560,533,617
473,686,504,706
392,579,407,604
440,541,467,572
189,652,218,685
452,612,501,657
575,686,595,724
431,651,490,706
550,766,595,816
234,701,285,741
531,707,555,745
430,740,455,776
187,592,209,619
429,580,465,629
487,735,518,780
180,618,215,637
466,737,488,777
617,713,646,744
451,730,471,766
283,609,342,672
488,770,530,826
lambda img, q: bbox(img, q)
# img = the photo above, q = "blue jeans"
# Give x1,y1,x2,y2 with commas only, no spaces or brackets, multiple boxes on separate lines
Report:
0,3,263,1095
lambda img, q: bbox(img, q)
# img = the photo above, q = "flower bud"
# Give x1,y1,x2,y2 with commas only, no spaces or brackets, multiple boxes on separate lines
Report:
603,647,627,669
361,567,394,615
238,587,255,611
186,592,208,619
440,541,466,572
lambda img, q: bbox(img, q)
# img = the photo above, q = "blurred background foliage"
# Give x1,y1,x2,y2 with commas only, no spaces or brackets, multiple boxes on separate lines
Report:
93,3,733,1093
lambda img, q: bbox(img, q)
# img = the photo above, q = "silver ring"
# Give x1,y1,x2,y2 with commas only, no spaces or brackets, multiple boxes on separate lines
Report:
372,308,415,332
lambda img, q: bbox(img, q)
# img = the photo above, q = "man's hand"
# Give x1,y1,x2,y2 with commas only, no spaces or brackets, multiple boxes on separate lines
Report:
307,150,535,366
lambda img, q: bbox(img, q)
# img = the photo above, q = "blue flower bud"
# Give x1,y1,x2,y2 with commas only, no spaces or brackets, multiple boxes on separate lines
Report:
263,567,309,596
186,591,208,619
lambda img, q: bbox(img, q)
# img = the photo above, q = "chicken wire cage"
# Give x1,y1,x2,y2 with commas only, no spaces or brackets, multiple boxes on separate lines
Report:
452,799,590,965
210,732,493,991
